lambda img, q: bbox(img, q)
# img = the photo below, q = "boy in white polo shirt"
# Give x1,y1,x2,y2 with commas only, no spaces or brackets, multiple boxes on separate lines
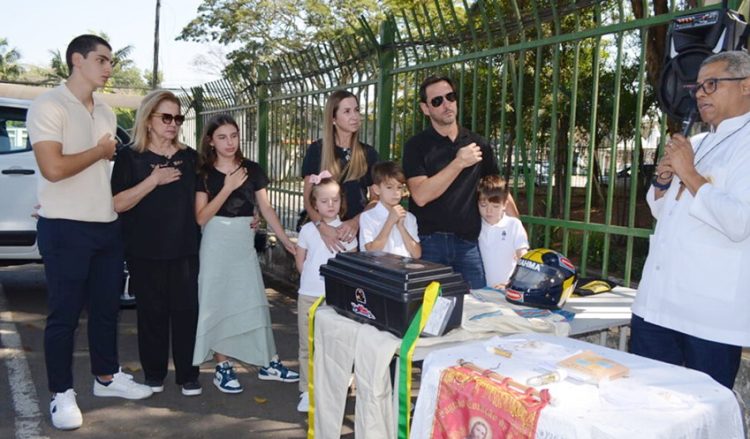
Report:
27,34,152,431
359,161,421,258
477,175,529,289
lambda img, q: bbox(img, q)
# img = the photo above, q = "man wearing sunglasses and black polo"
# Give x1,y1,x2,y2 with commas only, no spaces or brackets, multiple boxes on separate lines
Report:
403,75,508,288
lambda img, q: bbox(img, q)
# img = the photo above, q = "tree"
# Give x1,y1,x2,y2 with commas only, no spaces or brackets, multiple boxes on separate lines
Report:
46,49,68,82
44,33,150,94
191,45,230,76
143,68,164,89
0,38,23,80
178,0,429,75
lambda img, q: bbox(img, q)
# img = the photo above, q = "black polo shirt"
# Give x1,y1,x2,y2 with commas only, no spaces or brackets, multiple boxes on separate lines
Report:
402,125,499,241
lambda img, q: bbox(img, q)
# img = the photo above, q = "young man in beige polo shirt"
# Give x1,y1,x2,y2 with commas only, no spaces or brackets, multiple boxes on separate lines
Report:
27,34,152,431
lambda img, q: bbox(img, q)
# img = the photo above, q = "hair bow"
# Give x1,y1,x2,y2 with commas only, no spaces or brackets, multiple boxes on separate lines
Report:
309,170,333,185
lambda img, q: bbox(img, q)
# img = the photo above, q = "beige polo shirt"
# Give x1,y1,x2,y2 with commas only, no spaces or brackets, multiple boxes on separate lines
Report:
26,85,117,222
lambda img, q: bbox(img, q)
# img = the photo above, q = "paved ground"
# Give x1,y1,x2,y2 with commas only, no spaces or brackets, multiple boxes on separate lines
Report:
0,263,356,439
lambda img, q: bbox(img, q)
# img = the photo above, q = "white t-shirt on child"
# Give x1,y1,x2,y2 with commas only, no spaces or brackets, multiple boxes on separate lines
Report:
479,215,529,287
297,216,358,297
358,201,420,257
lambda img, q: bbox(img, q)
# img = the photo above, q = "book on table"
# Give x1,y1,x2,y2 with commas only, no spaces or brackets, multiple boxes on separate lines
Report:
557,350,629,382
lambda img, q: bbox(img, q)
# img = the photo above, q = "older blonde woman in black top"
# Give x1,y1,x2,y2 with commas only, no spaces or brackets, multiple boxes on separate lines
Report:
111,90,202,396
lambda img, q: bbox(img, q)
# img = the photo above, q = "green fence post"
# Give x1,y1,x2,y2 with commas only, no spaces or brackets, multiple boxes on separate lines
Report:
192,86,203,148
183,0,711,285
376,18,395,160
257,65,269,172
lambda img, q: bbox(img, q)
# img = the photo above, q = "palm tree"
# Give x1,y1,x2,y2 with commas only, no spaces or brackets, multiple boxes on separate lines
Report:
0,38,23,80
47,49,68,82
46,32,136,85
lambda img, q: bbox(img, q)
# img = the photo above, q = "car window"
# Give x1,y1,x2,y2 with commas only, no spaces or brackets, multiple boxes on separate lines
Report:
0,106,30,154
0,105,132,155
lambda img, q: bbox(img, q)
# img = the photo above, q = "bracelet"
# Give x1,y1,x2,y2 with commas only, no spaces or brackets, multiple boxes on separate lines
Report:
651,176,672,191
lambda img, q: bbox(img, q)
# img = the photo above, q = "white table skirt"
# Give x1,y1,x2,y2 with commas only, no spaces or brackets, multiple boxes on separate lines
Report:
411,333,744,439
312,286,638,438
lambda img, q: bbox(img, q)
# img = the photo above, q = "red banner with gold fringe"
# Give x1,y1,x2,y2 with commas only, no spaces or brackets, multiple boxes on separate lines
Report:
430,363,550,439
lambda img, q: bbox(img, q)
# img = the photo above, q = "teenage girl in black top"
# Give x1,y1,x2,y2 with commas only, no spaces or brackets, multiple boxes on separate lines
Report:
192,114,298,394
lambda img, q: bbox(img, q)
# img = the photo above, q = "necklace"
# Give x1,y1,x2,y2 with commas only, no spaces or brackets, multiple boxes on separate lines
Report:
694,117,750,167
215,159,241,174
336,145,352,162
676,117,750,199
149,145,176,159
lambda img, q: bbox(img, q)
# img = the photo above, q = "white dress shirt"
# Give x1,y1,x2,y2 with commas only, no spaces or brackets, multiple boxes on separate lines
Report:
358,201,420,257
633,111,750,346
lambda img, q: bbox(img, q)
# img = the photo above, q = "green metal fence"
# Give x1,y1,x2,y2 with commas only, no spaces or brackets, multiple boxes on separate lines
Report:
179,0,737,286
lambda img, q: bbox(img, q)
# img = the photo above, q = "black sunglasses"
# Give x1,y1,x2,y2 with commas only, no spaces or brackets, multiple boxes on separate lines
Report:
429,92,457,108
152,112,185,126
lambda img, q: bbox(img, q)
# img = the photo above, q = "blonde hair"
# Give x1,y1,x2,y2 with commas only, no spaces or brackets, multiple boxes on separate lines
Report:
310,178,347,219
321,90,367,183
131,89,186,153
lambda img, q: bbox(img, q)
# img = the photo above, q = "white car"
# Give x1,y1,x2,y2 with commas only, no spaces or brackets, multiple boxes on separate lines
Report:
0,97,41,261
0,97,135,305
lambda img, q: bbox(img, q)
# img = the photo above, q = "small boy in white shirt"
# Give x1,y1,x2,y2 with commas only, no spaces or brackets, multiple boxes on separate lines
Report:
477,175,529,289
359,161,421,258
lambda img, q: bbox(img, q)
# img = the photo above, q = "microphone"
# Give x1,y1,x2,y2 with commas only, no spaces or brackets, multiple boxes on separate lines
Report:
681,105,698,137
654,104,697,187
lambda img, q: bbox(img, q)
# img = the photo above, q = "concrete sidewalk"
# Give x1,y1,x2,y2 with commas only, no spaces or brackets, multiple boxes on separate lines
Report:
0,263,356,439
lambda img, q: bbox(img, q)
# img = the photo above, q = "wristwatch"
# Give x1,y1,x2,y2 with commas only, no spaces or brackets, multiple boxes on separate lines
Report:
651,176,672,191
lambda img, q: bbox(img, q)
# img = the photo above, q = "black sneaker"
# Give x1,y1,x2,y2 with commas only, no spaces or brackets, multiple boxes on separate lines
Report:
145,379,164,393
181,381,202,397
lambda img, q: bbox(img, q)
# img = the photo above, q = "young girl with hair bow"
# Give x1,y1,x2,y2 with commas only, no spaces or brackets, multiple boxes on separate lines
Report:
293,173,357,412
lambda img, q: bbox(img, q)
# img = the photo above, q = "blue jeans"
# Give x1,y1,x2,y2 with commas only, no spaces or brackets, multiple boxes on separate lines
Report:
630,314,741,389
37,217,123,392
419,232,486,289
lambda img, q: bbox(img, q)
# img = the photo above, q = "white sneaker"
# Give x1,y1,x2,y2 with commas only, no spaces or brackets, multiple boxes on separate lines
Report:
93,371,153,400
116,367,133,380
50,389,82,430
297,391,309,413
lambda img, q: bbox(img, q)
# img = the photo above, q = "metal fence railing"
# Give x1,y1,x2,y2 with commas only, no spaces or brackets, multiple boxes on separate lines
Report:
177,0,734,286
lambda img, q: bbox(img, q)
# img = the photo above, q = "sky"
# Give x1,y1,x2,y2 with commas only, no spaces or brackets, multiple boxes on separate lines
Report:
2,0,228,89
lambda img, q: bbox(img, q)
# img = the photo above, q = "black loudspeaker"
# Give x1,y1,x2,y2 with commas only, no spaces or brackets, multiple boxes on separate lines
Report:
658,8,748,121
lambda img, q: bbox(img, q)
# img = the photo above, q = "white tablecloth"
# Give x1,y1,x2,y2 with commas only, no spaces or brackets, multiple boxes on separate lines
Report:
411,333,744,439
312,287,638,438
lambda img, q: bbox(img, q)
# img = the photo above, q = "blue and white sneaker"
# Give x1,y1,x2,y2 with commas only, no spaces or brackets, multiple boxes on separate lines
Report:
258,357,300,383
213,361,243,394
